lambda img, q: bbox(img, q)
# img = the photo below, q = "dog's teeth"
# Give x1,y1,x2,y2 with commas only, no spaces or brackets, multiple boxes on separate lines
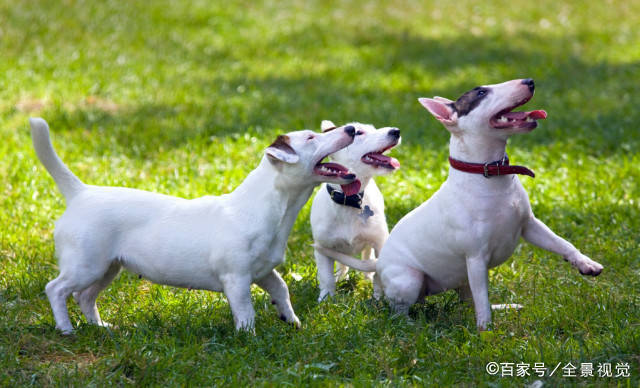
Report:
526,117,533,122
499,116,508,123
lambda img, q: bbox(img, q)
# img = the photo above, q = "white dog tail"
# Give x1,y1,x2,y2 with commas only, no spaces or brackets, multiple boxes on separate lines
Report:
30,118,85,200
314,245,377,272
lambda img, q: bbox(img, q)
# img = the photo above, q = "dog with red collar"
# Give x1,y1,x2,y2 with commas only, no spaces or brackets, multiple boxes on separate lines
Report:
316,79,603,330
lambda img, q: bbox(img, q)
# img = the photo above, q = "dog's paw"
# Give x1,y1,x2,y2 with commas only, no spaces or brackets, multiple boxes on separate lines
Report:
235,323,256,335
96,321,114,329
291,315,301,330
58,327,75,336
317,289,334,303
570,253,604,276
280,314,301,329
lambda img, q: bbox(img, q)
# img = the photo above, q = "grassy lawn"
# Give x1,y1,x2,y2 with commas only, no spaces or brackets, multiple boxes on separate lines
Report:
1,0,638,385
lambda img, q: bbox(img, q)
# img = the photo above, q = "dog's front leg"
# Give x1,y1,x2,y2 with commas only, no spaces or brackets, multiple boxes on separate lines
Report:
522,216,603,276
221,274,255,332
466,255,492,330
256,270,301,328
314,248,336,301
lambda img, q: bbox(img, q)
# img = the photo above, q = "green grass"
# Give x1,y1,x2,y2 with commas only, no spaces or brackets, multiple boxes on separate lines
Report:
1,0,639,385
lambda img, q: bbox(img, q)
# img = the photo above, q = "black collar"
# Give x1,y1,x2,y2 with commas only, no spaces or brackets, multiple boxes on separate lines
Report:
326,185,364,209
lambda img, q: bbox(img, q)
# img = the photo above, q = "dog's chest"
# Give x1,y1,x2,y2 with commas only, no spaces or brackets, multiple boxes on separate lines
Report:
322,211,385,254
474,194,529,267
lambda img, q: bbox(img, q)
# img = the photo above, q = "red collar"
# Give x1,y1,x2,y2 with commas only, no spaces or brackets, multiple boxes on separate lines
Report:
448,155,535,178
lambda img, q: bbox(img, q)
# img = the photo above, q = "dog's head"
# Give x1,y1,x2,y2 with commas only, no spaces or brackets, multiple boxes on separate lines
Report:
418,79,547,139
319,120,400,195
264,125,356,186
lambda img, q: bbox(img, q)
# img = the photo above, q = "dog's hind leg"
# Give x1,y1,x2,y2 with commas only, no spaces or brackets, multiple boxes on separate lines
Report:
372,272,383,300
73,261,121,327
335,262,349,282
380,264,423,315
371,244,384,299
361,246,375,282
314,248,336,301
45,275,76,334
256,270,300,328
46,265,109,334
47,242,117,334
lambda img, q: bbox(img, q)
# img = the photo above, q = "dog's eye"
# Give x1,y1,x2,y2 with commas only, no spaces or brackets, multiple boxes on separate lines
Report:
307,135,315,140
356,130,364,136
477,89,487,96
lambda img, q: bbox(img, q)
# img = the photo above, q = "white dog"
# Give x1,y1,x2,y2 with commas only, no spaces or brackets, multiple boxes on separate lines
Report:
310,120,400,301
30,118,356,333
317,79,603,330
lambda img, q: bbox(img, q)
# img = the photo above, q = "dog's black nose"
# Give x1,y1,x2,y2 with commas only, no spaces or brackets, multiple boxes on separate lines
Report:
388,128,400,138
522,78,535,92
344,125,355,137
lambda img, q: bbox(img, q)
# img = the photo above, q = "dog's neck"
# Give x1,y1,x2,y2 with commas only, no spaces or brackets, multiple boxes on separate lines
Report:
449,133,508,164
231,157,315,243
447,133,517,189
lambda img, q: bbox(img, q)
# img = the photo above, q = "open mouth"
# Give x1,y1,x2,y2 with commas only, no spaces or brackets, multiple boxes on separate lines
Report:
314,160,360,196
361,142,401,170
489,96,547,130
313,160,355,180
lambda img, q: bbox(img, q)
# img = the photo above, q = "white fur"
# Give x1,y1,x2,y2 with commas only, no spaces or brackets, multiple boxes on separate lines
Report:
319,79,603,330
30,117,356,333
310,121,400,301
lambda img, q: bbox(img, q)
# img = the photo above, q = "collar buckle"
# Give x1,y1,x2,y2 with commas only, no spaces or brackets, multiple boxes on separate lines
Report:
483,156,507,178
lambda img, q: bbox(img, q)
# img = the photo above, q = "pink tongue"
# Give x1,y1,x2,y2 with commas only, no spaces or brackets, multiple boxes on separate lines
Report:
503,110,547,120
341,179,361,196
528,110,547,119
503,111,527,120
368,153,401,169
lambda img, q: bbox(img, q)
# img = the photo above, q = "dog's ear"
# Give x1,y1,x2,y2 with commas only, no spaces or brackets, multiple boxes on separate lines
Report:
418,98,458,126
321,120,337,132
265,135,299,164
433,96,454,104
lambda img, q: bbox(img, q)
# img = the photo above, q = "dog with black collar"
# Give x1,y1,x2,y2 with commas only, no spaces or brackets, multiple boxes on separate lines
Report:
310,120,400,301
316,79,603,329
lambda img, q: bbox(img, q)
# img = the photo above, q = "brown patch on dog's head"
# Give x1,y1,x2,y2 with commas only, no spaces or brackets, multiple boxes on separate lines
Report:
321,120,338,132
265,134,299,164
453,86,491,116
269,135,296,154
